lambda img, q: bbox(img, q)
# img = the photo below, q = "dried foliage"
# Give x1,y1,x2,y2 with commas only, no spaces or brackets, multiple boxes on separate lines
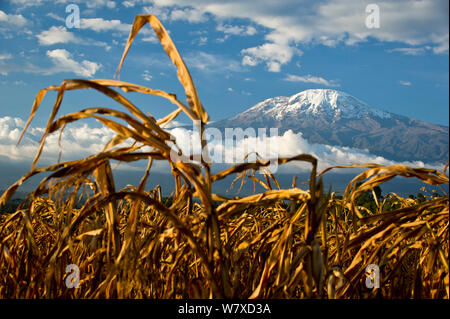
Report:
0,15,448,299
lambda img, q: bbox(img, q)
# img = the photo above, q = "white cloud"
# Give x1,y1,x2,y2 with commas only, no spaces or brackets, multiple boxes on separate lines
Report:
269,130,433,173
9,0,44,7
106,1,116,8
284,74,340,87
143,3,207,23
142,33,158,43
0,10,28,27
241,43,302,72
190,36,208,46
267,62,281,73
84,0,117,9
13,80,26,85
166,127,435,172
0,117,25,143
142,69,152,81
78,17,154,41
46,49,101,77
122,0,137,8
145,0,449,71
36,26,111,50
158,120,189,129
430,33,449,54
242,56,258,67
197,36,207,46
49,0,117,9
184,51,242,73
0,116,440,175
399,80,412,86
80,18,131,33
36,26,77,45
142,5,170,21
46,12,65,23
0,53,12,60
217,23,257,36
387,47,428,55
0,116,115,164
170,7,207,23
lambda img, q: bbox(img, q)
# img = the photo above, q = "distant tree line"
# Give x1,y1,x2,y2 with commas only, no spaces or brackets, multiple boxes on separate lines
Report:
0,198,22,214
0,186,445,216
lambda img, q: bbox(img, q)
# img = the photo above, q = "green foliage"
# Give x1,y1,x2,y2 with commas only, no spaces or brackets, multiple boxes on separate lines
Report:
354,182,382,214
0,198,21,215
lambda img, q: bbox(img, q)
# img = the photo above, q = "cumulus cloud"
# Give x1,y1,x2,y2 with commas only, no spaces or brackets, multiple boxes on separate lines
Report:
216,23,257,43
36,26,111,50
217,23,257,36
142,5,170,21
0,116,440,176
36,26,77,45
167,127,436,173
170,7,207,23
122,0,138,8
0,116,115,164
144,0,449,71
78,17,155,40
284,74,340,87
0,10,28,27
431,34,449,54
80,18,131,33
143,4,207,23
36,17,149,42
85,0,116,8
241,43,302,72
0,49,101,77
241,56,258,67
9,0,44,8
46,49,101,77
51,0,117,9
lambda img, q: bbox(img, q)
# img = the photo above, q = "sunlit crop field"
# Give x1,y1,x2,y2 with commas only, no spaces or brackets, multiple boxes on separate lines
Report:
0,15,448,299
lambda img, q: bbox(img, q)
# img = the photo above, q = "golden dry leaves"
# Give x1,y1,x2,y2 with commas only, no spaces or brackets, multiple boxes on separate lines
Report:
0,14,448,299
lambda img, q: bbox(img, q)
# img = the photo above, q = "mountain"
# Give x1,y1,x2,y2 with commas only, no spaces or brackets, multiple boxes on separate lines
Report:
212,89,449,164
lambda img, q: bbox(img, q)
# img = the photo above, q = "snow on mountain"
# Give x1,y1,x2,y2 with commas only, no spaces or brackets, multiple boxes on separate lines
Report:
244,89,392,120
213,89,449,164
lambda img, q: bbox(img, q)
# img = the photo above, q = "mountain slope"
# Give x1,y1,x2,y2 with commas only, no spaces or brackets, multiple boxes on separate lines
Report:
213,89,449,163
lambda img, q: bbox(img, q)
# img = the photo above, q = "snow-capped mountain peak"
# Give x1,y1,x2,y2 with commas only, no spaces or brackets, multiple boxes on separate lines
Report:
246,89,391,120
212,89,448,164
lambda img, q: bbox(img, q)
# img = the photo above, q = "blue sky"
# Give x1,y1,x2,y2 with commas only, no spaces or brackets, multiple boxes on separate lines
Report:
0,0,448,188
0,0,448,127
